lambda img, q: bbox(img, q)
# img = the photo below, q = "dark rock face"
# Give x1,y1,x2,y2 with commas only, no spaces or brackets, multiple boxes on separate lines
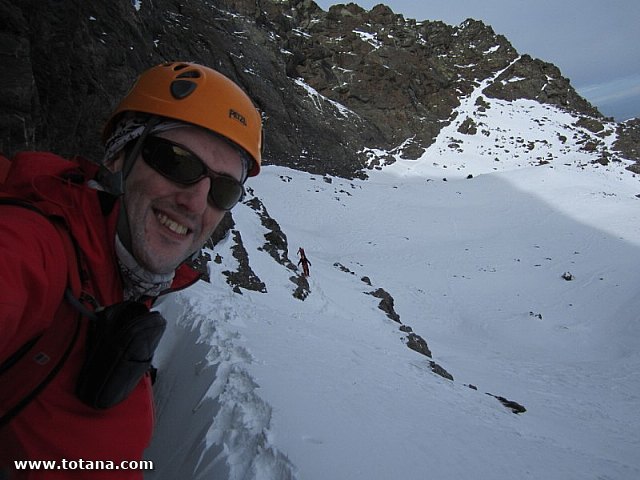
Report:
0,2,39,155
3,0,635,177
615,119,640,172
0,0,154,159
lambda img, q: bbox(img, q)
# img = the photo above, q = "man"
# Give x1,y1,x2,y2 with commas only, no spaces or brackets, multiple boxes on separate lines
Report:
0,62,262,478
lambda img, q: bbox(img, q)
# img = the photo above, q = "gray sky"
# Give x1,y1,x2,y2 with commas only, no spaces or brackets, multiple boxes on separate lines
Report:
314,0,640,120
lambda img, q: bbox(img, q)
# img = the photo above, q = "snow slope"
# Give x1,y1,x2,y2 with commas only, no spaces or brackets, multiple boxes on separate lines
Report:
144,83,640,479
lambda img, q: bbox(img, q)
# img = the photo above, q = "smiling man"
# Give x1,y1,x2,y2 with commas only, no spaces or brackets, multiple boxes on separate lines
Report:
121,128,244,274
103,62,262,300
0,62,262,478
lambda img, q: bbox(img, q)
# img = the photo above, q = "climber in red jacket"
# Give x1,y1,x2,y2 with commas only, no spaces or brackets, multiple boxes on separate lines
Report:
297,247,312,277
0,62,262,479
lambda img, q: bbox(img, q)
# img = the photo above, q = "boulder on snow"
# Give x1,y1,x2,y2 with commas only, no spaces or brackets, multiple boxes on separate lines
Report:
561,272,574,281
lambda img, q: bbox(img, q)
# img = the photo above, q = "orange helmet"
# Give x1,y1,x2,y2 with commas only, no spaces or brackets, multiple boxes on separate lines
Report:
103,62,263,176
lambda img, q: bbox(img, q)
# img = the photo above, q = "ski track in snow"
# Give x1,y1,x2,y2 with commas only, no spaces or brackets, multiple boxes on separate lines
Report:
141,68,640,479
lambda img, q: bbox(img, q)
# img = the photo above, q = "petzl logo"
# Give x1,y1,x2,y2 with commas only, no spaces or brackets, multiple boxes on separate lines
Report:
229,109,247,126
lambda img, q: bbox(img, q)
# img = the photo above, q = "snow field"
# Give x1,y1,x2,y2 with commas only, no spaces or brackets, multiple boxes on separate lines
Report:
145,73,640,479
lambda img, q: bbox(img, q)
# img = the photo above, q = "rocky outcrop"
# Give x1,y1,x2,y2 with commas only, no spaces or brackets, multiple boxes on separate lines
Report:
615,119,640,172
222,230,268,294
483,54,601,116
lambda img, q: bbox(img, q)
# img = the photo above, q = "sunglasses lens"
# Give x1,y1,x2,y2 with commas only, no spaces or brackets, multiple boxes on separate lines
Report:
209,176,244,211
142,136,244,211
143,137,204,183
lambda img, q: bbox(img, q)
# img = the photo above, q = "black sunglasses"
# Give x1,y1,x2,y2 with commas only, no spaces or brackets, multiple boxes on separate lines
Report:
140,135,245,211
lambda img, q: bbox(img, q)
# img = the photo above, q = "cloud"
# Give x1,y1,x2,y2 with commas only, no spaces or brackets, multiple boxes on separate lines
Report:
577,74,640,112
582,85,640,106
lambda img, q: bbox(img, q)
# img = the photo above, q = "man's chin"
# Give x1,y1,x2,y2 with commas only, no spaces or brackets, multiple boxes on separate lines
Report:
136,249,185,275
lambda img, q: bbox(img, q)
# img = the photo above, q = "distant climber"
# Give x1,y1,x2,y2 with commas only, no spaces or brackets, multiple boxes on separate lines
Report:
297,247,311,277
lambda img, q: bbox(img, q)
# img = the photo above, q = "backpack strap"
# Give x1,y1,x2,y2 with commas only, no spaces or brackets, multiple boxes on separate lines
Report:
0,199,85,427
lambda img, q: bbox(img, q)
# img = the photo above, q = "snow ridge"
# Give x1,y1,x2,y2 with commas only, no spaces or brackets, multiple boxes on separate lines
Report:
146,291,298,480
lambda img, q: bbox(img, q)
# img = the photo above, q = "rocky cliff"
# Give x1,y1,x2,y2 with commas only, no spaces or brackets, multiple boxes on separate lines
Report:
2,0,638,177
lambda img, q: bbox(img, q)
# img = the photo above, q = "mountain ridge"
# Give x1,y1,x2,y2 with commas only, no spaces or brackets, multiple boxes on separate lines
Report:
1,0,638,177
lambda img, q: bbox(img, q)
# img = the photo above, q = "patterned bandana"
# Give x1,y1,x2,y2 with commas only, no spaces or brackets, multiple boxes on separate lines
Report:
103,116,187,165
115,234,174,301
103,116,250,181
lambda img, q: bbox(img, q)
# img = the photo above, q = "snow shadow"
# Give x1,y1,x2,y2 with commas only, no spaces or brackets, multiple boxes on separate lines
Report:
144,322,226,479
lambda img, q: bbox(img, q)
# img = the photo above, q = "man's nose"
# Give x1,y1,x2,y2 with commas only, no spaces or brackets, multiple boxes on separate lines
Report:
175,177,211,213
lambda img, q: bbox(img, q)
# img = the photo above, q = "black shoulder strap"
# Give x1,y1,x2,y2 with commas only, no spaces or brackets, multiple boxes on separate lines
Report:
0,199,85,427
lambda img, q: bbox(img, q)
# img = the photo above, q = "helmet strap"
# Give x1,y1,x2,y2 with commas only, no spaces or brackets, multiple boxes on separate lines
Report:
121,116,160,181
117,116,160,255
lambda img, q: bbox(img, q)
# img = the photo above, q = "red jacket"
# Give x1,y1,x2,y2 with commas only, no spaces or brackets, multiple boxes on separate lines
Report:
0,152,200,478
